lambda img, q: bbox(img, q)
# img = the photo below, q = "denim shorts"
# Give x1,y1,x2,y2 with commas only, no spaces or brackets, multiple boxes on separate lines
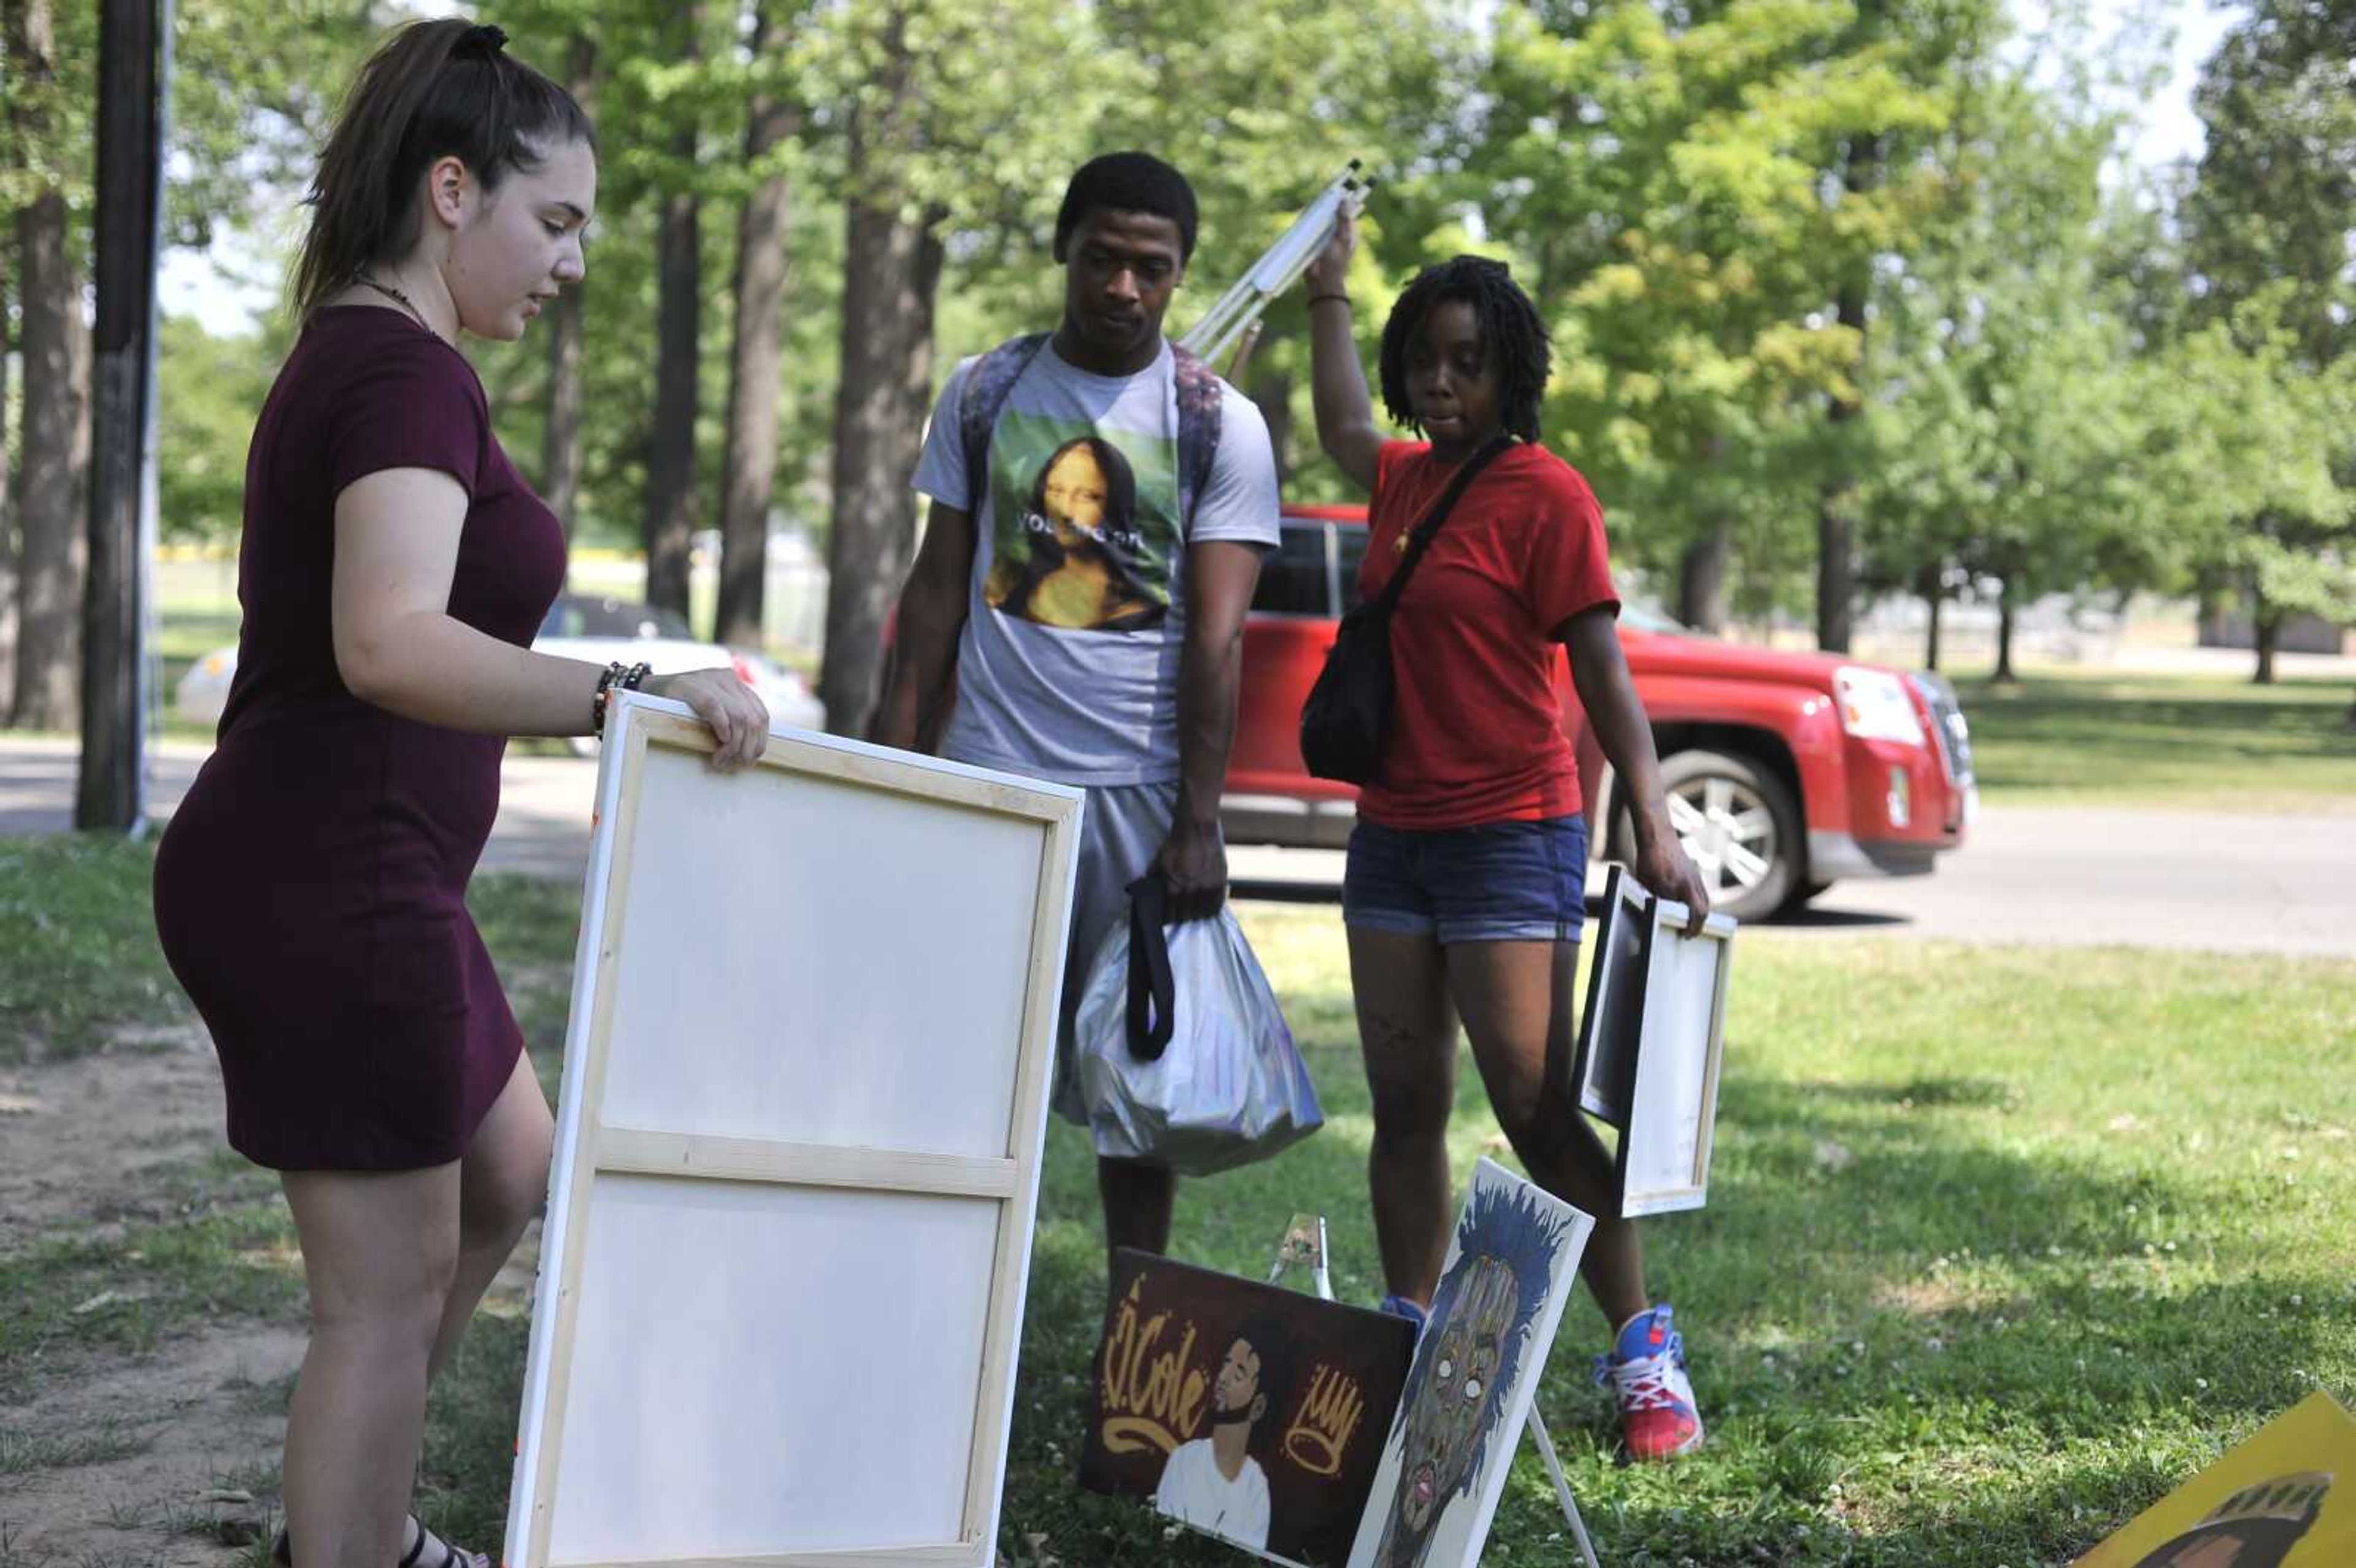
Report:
1344,815,1590,945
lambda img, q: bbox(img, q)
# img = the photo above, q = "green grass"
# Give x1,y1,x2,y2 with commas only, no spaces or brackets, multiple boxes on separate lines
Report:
363,905,2356,1568
1956,671,2356,812
968,914,2356,1566
6,852,2352,1564
0,1204,307,1405
0,1421,153,1476
0,836,191,1065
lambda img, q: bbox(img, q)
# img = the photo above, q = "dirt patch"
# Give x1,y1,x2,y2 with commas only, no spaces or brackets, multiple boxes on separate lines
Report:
0,1319,305,1568
0,1020,554,1568
0,1028,229,1255
0,1034,301,1568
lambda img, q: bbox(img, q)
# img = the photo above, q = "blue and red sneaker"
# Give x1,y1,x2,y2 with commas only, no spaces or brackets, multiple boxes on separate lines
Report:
1593,1304,1703,1461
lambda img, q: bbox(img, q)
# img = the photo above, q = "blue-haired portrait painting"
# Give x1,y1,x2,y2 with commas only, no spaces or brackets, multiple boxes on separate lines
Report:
1346,1159,1592,1568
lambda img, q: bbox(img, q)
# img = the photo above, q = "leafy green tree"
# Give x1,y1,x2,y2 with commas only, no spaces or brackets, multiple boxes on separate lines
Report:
2181,0,2356,682
1467,0,1996,640
156,314,285,545
1859,70,2157,678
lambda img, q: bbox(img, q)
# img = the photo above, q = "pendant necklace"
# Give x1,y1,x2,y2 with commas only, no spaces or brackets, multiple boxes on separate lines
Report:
354,274,442,343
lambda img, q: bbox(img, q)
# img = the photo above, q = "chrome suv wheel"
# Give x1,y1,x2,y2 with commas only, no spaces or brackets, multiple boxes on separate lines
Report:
1654,749,1803,921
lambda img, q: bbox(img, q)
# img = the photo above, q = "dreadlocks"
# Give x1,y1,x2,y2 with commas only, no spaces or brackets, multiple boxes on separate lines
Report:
1376,255,1550,444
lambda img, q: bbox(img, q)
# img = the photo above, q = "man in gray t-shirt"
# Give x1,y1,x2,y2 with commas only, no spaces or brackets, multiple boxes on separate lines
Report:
874,152,1279,1266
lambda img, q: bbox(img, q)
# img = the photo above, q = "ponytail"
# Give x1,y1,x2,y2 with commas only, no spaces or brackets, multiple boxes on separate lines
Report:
290,19,595,320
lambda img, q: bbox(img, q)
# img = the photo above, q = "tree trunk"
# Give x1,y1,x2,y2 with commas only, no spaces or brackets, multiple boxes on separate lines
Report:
714,0,798,650
9,0,89,732
537,32,595,534
80,0,165,831
12,188,91,732
2252,594,2279,685
1677,518,1730,634
1,238,17,708
1922,561,1943,672
1992,575,2017,685
641,7,703,622
1250,366,1292,493
820,196,942,735
1815,131,1880,656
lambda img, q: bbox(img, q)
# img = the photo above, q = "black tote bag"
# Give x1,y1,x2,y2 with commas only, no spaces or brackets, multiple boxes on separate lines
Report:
1299,436,1513,783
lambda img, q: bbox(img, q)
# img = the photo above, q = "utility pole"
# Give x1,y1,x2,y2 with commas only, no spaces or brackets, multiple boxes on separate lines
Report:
79,0,168,831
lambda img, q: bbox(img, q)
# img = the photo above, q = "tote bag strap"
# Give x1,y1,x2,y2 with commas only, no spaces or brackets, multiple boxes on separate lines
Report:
1124,870,1177,1061
1372,435,1515,616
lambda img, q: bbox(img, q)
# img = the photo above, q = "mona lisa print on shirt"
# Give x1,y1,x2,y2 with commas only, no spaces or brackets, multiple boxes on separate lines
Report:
982,412,1179,632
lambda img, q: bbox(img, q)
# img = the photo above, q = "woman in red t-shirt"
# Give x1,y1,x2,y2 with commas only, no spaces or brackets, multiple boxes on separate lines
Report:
1303,215,1715,1462
150,22,768,1568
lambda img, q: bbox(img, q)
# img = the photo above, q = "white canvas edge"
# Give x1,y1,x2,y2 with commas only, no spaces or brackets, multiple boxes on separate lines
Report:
505,691,641,1564
963,795,1082,1559
504,691,1084,1567
1617,904,1735,1218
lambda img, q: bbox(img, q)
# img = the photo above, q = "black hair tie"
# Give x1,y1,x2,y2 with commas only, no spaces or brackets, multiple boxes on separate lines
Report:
457,23,507,56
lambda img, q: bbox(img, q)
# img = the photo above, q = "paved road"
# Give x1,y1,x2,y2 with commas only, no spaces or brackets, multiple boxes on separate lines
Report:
4,736,2350,956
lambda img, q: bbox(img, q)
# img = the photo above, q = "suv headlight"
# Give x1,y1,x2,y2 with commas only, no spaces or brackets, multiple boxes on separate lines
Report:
1834,666,1926,746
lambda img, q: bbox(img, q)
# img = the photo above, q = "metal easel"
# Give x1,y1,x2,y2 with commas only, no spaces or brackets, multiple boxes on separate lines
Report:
1177,163,1372,376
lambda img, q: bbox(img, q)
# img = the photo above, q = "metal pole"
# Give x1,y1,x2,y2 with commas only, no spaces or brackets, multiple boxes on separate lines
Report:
1524,1410,1604,1568
78,0,167,833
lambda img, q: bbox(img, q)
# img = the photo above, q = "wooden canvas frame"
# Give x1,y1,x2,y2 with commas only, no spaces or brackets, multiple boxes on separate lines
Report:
1616,893,1734,1216
504,692,1082,1568
1564,864,1649,1123
1563,866,1736,1218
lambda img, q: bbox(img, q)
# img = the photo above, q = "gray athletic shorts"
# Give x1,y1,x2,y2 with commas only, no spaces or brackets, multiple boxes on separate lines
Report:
1050,780,1180,1127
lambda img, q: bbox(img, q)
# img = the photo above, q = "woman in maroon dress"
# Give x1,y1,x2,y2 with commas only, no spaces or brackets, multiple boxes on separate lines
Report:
150,22,766,1568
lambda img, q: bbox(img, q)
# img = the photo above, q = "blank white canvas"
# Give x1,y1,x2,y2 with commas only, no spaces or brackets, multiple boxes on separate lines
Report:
599,754,1041,1158
1620,904,1732,1217
549,1176,1001,1561
507,694,1082,1568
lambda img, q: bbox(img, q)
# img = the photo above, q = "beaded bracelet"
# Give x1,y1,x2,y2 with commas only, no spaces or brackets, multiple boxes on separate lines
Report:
590,661,651,734
590,661,626,734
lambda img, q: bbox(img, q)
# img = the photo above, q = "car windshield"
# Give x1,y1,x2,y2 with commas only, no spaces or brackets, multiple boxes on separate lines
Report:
539,596,696,641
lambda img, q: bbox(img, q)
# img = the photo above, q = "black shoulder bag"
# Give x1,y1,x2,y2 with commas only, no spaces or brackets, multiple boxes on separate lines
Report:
1299,436,1513,783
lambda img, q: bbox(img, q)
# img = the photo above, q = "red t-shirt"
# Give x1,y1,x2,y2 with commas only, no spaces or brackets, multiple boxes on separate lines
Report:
1353,439,1619,829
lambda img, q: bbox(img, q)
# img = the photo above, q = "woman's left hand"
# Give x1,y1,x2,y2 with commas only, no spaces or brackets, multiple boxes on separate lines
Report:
1633,818,1713,934
645,667,770,771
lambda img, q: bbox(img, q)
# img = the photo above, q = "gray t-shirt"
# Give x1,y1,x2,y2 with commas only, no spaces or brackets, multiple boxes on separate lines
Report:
911,338,1279,785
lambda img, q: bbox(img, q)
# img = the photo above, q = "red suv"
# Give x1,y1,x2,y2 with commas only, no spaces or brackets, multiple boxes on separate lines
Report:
1223,506,1977,921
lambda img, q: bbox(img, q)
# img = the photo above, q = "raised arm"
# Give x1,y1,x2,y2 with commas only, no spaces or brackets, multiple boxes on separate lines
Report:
869,499,977,753
1301,210,1384,493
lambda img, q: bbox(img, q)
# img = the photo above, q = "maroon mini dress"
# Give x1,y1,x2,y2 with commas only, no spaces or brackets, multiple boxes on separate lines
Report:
153,305,568,1171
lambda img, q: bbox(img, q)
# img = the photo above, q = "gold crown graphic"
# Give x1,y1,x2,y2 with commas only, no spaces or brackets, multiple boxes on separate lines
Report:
2196,1471,2333,1529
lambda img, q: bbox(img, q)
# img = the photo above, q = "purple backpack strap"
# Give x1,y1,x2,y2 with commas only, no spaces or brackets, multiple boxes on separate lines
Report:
1169,342,1225,527
958,332,1052,515
961,332,1225,526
